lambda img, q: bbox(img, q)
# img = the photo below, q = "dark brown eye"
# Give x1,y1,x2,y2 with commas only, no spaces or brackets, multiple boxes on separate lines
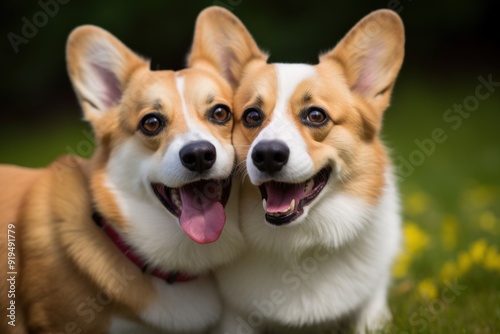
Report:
139,113,165,136
302,107,328,127
308,110,326,123
209,104,231,124
242,108,264,128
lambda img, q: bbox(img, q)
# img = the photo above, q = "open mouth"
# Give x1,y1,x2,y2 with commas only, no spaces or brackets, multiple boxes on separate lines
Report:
152,178,231,244
259,168,331,226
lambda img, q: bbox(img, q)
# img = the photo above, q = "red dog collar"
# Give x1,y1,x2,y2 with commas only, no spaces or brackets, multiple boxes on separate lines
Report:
92,212,197,284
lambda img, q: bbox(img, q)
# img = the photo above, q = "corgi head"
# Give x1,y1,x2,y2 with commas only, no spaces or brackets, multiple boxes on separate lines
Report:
198,8,404,230
66,24,244,271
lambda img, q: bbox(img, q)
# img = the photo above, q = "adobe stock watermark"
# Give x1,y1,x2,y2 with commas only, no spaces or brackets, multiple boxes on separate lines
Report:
213,0,243,11
232,245,334,334
387,0,413,13
347,0,413,54
48,267,135,334
399,278,467,334
395,74,499,182
51,128,95,181
7,0,71,54
51,127,229,210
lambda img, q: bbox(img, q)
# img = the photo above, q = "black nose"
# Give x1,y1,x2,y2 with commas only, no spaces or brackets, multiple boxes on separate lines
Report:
179,141,217,173
251,140,289,173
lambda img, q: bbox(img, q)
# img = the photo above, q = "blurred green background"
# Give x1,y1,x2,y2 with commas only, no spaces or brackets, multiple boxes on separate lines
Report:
1,0,499,332
1,0,499,182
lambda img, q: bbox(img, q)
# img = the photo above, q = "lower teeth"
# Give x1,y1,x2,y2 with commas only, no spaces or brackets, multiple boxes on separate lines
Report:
169,188,182,211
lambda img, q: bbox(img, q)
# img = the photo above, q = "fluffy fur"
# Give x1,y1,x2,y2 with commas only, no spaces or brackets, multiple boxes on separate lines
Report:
195,7,405,333
0,22,245,333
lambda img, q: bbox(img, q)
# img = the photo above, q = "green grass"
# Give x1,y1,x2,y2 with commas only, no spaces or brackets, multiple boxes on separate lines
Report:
1,74,499,332
0,109,92,168
385,74,500,333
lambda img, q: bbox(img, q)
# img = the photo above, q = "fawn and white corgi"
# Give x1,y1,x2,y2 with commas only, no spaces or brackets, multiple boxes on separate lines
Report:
0,22,245,333
194,7,404,333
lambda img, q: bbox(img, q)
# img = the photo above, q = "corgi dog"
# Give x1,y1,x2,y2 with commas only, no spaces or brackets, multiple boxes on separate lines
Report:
0,22,245,333
194,7,404,333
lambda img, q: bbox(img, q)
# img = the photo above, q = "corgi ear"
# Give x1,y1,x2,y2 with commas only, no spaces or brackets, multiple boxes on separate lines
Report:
188,6,267,88
321,9,404,113
66,25,146,123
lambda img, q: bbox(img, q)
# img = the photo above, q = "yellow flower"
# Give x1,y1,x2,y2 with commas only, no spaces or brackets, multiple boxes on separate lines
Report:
469,239,488,263
439,261,458,282
392,223,431,279
418,278,437,300
457,251,472,275
405,192,430,216
441,215,458,251
404,222,430,255
393,252,411,278
478,211,497,234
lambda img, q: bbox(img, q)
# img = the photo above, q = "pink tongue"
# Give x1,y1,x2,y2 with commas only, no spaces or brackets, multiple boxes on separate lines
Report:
265,182,305,213
179,182,226,244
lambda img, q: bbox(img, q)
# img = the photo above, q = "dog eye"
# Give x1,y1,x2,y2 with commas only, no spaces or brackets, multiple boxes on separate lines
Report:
242,108,264,128
302,107,328,126
139,113,165,136
209,104,231,124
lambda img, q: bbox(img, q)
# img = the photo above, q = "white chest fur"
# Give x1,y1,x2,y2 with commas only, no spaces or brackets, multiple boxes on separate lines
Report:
110,275,221,334
216,172,401,331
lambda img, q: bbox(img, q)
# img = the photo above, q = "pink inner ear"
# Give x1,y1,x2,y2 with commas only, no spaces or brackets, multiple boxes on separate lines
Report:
214,39,238,87
352,67,374,96
351,44,383,97
221,52,237,87
90,63,122,109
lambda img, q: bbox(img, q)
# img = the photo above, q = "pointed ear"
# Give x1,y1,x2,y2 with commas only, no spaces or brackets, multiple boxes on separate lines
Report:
321,9,404,113
66,25,147,123
187,6,267,88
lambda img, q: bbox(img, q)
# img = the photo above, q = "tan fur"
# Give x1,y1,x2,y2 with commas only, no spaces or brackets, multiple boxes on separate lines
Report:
1,21,238,333
188,6,268,89
0,166,42,226
0,159,134,333
67,26,236,230
0,166,41,334
232,59,389,204
232,62,277,163
11,157,155,332
195,8,404,333
227,10,404,205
